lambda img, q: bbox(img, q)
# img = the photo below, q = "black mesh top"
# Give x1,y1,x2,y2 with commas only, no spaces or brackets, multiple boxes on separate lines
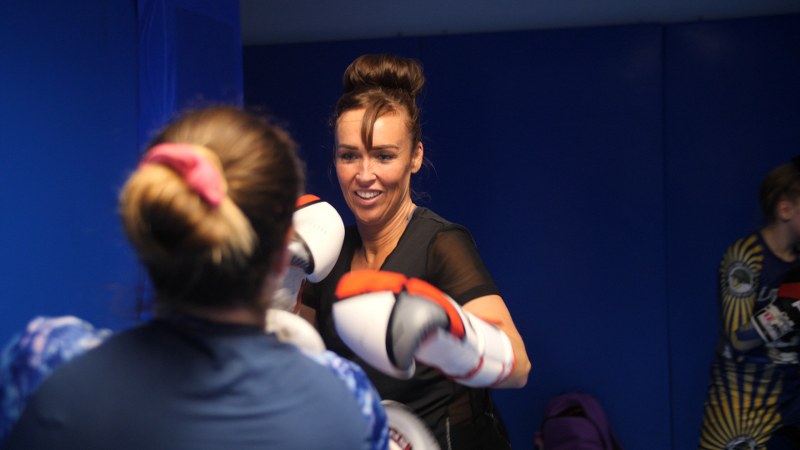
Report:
303,207,499,441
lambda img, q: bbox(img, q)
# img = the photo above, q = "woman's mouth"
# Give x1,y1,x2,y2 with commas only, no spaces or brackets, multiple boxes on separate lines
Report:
355,190,380,200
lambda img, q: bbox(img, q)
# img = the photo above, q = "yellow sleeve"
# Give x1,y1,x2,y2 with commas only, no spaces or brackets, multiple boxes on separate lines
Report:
719,234,765,351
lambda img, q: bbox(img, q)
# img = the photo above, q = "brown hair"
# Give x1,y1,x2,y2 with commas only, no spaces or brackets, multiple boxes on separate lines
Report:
760,158,800,222
119,106,303,312
333,54,425,150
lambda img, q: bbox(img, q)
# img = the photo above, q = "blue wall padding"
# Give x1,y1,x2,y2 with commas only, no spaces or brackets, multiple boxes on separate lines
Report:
244,14,800,450
0,1,140,333
138,0,243,148
1,0,243,335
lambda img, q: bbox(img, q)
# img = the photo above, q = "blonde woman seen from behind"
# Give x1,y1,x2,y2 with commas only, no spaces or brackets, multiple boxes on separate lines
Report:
5,107,381,450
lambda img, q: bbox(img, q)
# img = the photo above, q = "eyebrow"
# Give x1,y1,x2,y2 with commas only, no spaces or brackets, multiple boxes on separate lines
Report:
337,144,401,151
370,145,400,151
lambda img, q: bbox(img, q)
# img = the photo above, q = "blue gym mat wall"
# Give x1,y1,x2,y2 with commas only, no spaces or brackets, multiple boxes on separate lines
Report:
1,0,242,333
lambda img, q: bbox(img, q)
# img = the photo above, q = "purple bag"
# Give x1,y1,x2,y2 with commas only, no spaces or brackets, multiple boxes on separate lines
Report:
534,392,622,450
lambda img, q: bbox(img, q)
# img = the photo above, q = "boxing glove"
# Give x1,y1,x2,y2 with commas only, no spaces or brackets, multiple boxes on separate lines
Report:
333,270,515,387
273,195,345,311
265,308,326,354
752,282,800,343
382,401,440,450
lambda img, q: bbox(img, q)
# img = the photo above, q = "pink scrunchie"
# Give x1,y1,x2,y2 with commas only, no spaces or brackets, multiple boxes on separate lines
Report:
140,143,227,207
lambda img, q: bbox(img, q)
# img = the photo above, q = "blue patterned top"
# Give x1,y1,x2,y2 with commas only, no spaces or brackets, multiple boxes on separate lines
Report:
310,350,389,450
0,316,111,440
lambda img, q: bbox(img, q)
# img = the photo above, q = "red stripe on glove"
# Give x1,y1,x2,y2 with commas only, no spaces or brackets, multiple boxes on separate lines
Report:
296,194,321,208
335,270,407,298
779,282,800,300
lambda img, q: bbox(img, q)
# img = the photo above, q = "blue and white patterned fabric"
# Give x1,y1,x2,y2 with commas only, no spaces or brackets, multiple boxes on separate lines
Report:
0,316,111,440
310,350,389,450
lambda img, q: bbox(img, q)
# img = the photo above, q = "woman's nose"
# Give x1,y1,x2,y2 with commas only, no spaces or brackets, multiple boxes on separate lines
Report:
355,160,375,183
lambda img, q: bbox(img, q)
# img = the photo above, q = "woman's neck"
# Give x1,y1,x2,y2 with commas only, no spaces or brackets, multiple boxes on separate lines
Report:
355,201,416,270
761,223,798,263
166,304,266,327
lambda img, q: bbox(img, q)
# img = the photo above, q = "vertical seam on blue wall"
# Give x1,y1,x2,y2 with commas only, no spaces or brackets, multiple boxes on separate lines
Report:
133,0,140,151
660,23,675,450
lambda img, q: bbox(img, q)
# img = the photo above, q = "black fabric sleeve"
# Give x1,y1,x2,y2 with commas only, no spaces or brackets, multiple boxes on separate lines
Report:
301,279,320,310
427,227,499,306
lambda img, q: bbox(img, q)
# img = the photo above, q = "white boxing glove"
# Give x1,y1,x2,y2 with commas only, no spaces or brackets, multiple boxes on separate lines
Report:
273,195,345,311
265,309,326,354
751,281,800,343
333,270,516,387
383,401,440,450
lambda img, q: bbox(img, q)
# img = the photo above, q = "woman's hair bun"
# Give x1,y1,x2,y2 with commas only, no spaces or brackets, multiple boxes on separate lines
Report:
342,54,425,97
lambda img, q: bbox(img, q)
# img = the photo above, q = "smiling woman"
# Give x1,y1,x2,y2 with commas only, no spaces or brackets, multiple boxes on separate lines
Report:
301,53,531,450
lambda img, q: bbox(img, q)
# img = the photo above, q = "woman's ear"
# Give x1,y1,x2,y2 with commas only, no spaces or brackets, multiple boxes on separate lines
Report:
267,227,293,286
777,199,796,222
260,227,293,307
276,226,293,276
411,142,424,174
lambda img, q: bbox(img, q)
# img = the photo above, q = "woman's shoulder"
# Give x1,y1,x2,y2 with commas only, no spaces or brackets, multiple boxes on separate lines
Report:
412,207,468,232
718,232,766,286
722,232,765,258
730,231,762,246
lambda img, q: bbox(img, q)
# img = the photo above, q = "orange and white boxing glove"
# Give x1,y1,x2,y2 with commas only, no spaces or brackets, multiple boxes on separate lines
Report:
333,270,515,387
273,195,345,312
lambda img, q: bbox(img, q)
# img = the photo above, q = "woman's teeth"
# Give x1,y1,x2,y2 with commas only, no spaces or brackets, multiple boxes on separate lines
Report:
356,191,379,199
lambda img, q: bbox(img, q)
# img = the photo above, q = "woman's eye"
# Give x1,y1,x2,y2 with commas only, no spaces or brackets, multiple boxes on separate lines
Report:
338,152,357,162
377,154,395,162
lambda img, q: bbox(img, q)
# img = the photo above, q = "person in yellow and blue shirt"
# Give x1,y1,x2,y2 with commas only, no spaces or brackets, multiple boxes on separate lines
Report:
700,157,800,450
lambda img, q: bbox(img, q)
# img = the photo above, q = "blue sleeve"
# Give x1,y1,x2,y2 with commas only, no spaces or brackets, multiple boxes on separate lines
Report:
309,350,389,450
1,316,111,442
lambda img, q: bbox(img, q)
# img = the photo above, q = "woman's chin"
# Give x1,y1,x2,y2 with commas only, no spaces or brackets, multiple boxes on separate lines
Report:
353,211,384,227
